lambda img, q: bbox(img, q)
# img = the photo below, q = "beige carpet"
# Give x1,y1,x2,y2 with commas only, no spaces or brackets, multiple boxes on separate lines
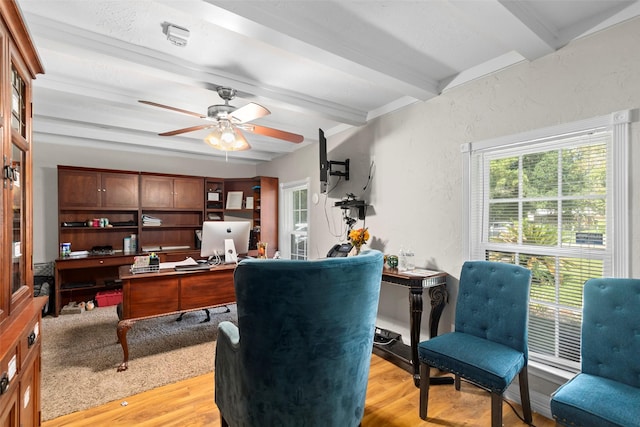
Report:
40,304,237,421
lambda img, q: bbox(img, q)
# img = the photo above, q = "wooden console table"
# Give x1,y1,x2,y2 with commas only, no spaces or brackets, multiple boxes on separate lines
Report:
116,264,236,372
377,267,454,387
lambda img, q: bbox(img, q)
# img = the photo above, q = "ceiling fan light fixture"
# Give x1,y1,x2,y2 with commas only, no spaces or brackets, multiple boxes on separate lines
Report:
204,123,251,152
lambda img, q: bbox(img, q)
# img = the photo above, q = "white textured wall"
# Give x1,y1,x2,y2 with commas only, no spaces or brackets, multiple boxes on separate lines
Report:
262,17,640,339
259,17,640,415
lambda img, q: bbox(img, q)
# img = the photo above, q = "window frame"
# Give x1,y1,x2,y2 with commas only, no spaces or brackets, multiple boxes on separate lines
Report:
462,110,632,372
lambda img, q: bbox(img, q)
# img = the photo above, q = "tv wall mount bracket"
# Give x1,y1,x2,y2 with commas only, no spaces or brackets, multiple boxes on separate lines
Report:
328,158,349,181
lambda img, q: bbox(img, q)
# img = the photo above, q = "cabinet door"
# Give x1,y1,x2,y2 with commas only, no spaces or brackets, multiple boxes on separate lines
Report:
5,57,33,314
7,142,29,311
173,177,203,209
18,353,38,427
101,172,139,208
0,388,18,427
140,175,173,208
58,169,101,208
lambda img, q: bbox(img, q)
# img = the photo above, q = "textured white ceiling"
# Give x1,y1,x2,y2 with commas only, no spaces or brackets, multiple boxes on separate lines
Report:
17,0,640,163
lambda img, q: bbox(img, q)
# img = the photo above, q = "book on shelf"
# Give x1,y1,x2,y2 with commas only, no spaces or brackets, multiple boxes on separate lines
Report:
141,214,162,226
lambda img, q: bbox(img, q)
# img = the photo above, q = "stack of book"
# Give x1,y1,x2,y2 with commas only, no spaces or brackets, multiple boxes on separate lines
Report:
142,214,162,226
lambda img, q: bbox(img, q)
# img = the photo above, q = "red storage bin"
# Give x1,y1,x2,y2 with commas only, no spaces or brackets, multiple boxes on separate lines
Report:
95,289,122,307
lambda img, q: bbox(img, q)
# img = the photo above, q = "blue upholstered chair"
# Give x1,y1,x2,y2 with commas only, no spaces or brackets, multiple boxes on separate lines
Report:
550,278,640,427
214,250,384,427
418,260,533,427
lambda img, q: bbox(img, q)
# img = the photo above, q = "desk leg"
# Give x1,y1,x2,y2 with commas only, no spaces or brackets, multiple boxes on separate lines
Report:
428,285,447,338
427,285,454,386
117,319,135,372
410,285,453,387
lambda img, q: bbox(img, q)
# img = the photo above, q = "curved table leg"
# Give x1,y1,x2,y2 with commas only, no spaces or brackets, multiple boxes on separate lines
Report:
428,285,448,338
426,285,454,386
409,285,453,387
117,319,135,372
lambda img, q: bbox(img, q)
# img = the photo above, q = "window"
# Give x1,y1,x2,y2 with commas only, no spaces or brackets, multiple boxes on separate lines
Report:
280,179,309,260
463,110,632,372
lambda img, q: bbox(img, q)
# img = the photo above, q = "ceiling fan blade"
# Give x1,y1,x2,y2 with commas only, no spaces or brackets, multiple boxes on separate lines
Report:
139,100,205,119
159,124,215,136
248,125,304,143
230,102,270,124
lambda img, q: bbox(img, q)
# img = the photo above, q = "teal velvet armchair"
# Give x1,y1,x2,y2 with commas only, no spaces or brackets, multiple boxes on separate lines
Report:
214,250,384,427
550,278,640,427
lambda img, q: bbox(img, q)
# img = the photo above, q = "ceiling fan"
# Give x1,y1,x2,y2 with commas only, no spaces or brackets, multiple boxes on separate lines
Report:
139,87,304,151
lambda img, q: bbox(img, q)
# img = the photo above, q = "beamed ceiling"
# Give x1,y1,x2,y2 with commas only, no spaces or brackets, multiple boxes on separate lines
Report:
17,0,640,163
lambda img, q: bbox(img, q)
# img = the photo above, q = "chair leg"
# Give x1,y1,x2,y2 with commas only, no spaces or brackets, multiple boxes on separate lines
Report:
419,362,431,420
490,392,502,427
518,367,533,424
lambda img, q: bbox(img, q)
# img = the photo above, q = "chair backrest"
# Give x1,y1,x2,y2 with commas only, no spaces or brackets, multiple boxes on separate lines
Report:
233,250,384,426
455,260,532,357
581,278,640,388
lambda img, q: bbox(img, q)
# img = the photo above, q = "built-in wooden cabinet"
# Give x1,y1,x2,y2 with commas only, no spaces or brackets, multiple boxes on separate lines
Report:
58,166,140,260
140,174,203,209
58,167,139,209
205,178,225,221
55,167,279,315
0,3,45,426
224,176,278,256
139,173,204,254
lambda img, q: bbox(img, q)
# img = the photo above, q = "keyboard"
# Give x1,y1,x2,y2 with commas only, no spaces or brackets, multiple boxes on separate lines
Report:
174,263,212,271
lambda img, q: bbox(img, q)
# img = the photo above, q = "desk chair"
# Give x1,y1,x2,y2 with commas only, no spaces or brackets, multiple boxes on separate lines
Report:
550,278,640,427
418,260,533,427
214,250,384,427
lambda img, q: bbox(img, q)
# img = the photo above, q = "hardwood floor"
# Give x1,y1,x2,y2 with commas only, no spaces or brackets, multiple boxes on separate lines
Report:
42,354,555,426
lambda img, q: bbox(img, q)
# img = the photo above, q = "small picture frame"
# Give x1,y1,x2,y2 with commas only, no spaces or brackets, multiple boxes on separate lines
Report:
245,196,254,209
226,191,243,209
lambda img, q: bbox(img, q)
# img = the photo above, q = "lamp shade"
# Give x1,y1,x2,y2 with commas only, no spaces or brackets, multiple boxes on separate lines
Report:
204,121,251,151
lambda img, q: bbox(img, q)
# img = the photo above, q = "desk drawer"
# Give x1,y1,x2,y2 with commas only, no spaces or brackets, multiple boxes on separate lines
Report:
0,345,18,403
57,255,134,269
18,317,41,369
180,270,235,310
125,276,179,318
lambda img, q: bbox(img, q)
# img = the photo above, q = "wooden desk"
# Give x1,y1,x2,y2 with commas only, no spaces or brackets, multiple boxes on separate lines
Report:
377,268,453,387
116,264,236,372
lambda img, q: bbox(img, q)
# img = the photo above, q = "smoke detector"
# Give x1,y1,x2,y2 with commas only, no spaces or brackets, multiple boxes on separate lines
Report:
164,23,190,47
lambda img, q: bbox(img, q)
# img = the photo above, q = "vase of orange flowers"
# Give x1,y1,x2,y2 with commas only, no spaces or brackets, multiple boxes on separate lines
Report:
348,228,370,255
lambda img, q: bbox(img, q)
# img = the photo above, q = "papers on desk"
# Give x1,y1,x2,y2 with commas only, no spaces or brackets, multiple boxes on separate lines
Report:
159,257,199,270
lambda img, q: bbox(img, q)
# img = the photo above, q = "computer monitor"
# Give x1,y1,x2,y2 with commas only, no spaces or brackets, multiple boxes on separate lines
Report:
200,220,251,263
